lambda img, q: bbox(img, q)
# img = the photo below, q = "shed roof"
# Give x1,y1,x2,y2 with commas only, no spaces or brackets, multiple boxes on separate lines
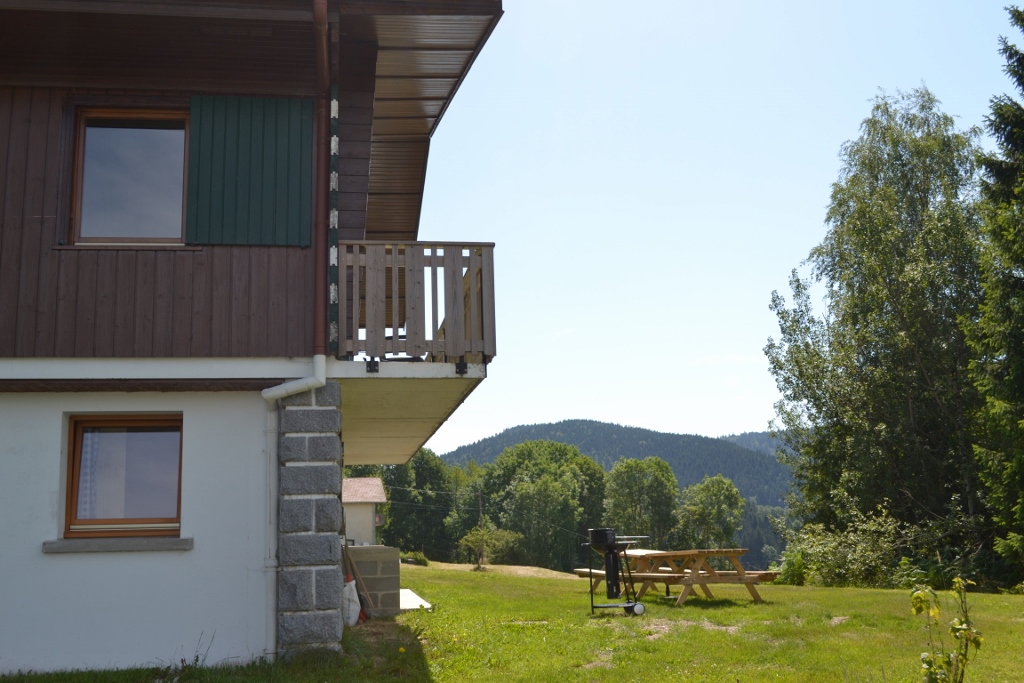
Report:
342,477,387,504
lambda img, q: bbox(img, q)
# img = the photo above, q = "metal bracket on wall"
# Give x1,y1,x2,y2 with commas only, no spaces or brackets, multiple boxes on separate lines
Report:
366,358,379,373
455,357,467,375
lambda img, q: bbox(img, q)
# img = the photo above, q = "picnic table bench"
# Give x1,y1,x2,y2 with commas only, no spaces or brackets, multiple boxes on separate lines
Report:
573,548,779,606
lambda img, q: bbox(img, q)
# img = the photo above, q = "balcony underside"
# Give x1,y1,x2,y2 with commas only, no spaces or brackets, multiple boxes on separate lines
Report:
334,362,484,465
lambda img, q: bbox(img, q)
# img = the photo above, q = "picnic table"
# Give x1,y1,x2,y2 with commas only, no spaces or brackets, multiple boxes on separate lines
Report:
573,548,778,606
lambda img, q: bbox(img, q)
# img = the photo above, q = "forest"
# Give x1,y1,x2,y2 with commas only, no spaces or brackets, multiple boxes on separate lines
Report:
348,442,783,572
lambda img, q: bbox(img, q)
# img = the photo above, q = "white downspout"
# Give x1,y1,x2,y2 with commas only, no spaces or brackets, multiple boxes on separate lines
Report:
260,355,327,402
260,353,325,658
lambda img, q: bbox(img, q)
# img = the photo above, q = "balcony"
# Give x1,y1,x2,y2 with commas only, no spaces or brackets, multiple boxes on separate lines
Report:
329,241,495,463
331,241,496,363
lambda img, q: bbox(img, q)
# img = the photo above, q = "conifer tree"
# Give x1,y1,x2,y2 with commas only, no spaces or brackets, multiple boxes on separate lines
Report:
975,6,1024,572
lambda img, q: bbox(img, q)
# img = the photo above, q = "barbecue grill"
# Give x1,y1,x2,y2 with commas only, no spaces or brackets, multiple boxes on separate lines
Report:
583,528,646,615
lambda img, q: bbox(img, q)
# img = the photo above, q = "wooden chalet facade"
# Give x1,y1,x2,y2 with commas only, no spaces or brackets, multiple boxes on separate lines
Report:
0,0,500,671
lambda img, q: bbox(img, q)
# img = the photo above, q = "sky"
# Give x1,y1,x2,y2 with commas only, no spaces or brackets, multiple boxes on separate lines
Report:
419,0,1016,454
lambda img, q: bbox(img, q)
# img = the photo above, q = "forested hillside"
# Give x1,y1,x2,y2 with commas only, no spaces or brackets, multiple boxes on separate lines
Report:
442,420,792,506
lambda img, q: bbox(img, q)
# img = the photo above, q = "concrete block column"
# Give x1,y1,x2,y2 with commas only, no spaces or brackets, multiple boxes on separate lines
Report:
277,381,343,652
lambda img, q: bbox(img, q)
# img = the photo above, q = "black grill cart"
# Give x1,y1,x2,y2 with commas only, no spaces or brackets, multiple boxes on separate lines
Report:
583,528,647,616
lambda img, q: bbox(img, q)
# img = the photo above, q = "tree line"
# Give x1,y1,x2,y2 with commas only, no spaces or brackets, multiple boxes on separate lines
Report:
348,443,776,573
764,8,1024,589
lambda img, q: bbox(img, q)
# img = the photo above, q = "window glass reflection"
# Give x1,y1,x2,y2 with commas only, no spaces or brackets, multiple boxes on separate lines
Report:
80,124,185,240
77,426,181,520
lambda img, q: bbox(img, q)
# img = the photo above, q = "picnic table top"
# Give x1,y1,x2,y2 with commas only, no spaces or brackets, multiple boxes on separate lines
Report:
624,548,749,558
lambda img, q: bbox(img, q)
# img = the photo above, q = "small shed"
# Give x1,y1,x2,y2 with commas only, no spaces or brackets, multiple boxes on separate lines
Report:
342,477,387,546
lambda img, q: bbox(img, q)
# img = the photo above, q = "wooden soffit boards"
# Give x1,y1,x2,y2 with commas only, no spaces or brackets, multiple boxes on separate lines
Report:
337,4,501,242
0,7,319,94
338,375,482,464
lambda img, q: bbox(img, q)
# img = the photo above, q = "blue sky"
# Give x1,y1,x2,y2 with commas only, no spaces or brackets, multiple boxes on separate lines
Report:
419,0,1015,454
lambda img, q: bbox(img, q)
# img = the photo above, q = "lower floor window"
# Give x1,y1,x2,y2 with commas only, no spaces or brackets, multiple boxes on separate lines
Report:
66,415,182,538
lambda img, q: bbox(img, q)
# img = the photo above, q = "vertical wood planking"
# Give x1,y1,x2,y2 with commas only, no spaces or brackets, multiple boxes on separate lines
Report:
73,250,98,356
0,87,14,219
352,244,362,355
93,251,117,356
443,246,463,357
31,89,64,356
249,248,269,356
230,247,250,355
113,251,137,357
482,246,496,357
407,244,424,356
171,250,194,356
54,250,78,356
210,247,232,355
0,88,31,355
15,89,51,356
390,244,399,355
150,250,175,357
337,244,349,355
430,246,440,354
468,247,481,353
285,246,305,354
266,244,288,354
364,244,385,357
132,250,156,356
190,247,211,355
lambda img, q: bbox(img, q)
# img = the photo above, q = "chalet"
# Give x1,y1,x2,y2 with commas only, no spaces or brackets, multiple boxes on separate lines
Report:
0,0,500,672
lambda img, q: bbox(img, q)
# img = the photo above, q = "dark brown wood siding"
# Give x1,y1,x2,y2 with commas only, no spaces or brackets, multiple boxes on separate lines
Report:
0,86,314,358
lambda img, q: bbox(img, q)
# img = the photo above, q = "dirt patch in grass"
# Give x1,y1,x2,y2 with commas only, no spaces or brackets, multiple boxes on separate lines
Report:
829,616,850,626
409,561,576,579
642,618,740,640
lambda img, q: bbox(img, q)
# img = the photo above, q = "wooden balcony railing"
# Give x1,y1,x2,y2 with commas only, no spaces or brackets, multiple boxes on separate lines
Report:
332,241,496,362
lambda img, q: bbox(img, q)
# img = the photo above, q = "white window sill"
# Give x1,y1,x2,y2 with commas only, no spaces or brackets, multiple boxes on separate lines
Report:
42,537,194,554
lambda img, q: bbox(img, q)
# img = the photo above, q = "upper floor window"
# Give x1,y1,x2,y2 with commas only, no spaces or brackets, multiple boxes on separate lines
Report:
73,109,188,245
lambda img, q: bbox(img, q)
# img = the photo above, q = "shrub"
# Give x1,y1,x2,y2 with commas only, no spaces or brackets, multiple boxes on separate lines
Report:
782,491,905,588
400,551,429,566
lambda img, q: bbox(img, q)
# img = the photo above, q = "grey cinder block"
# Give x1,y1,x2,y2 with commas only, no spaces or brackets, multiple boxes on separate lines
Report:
280,436,308,463
280,390,313,408
315,567,343,610
278,611,342,647
280,408,340,434
315,498,342,532
279,499,314,533
354,560,378,577
314,381,341,407
307,435,341,462
280,464,341,495
279,534,341,566
278,570,314,611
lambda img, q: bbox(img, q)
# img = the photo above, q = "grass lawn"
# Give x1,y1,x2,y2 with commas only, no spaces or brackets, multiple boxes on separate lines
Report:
4,564,1022,682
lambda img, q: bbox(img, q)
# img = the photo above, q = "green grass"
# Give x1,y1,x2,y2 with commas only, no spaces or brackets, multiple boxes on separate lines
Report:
5,565,1023,682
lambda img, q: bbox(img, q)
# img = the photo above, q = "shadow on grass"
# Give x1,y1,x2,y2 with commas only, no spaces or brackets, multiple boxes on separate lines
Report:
0,621,433,683
652,596,774,611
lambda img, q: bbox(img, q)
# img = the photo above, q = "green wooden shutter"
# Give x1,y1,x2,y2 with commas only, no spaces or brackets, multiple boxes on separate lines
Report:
186,96,313,246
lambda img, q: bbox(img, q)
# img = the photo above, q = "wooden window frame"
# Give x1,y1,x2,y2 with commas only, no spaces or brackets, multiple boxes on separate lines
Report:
65,414,183,539
71,107,190,246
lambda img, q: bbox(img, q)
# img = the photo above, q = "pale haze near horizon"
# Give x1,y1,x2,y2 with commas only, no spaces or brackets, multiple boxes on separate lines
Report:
419,0,1013,454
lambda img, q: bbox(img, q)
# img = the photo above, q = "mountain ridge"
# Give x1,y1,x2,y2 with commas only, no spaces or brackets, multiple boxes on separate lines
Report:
441,419,792,507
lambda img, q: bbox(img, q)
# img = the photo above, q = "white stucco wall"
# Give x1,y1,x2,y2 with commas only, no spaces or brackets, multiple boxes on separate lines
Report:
343,502,376,546
0,391,275,673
